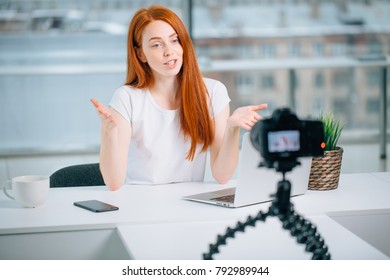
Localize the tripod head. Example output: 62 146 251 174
250 107 325 171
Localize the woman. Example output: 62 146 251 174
91 5 267 190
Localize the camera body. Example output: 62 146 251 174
250 108 325 171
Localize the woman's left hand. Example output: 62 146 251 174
228 103 268 130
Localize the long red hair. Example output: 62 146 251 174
125 5 214 160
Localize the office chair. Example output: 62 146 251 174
50 163 105 188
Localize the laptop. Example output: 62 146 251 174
182 132 312 208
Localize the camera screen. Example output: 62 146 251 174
268 130 300 153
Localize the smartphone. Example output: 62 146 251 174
74 200 119 213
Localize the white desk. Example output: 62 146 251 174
117 215 387 260
1 173 390 259
371 172 390 183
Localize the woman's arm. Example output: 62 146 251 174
91 99 131 191
210 104 268 184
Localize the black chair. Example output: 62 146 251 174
50 163 105 188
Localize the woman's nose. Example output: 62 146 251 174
164 46 174 56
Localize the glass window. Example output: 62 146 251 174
314 71 324 89
332 70 351 88
367 69 381 88
333 99 349 115
260 44 277 58
312 42 324 57
366 98 380 114
288 42 301 57
261 74 275 90
0 0 186 154
1 0 390 155
331 43 348 56
192 1 390 143
236 74 254 95
237 45 253 59
312 96 324 114
368 40 383 55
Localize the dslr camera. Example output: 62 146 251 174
250 108 325 172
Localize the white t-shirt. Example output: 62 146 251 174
109 78 230 185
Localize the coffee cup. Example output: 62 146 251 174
2 175 50 208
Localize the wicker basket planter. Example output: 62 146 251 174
308 147 343 191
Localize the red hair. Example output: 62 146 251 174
125 5 214 160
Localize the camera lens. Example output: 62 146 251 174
250 121 262 152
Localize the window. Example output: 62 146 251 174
366 98 380 114
368 40 383 55
0 0 186 153
260 44 276 58
235 74 254 94
333 99 349 115
260 74 275 90
312 97 323 115
237 45 253 59
331 43 348 56
332 70 351 88
2 0 390 156
314 72 324 89
366 69 381 88
288 42 301 57
312 42 324 57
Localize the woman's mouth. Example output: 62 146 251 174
164 59 177 66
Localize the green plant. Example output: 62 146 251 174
320 113 344 151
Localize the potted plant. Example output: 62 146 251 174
308 113 344 191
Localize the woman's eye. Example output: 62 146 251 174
151 42 162 48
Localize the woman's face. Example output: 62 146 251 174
139 20 183 79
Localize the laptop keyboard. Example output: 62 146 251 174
210 194 235 203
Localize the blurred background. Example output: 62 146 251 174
0 0 389 182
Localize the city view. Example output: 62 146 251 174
0 0 389 154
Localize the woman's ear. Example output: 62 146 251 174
136 47 147 63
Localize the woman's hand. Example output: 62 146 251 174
91 98 116 128
91 98 131 191
227 103 268 130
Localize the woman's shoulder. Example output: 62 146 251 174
202 77 226 91
109 85 148 122
114 85 146 96
202 78 230 117
202 78 228 97
110 85 148 108
111 85 148 103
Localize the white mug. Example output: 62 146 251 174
2 175 50 208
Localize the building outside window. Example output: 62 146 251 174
260 44 277 58
366 98 380 114
0 0 389 157
367 69 381 88
314 71 325 89
312 42 325 57
260 74 275 90
288 42 301 57
236 74 254 95
331 42 348 56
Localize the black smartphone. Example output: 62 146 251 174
74 200 119 213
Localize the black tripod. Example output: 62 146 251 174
203 169 331 260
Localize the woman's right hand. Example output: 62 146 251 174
91 98 129 191
228 103 268 131
90 98 116 128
